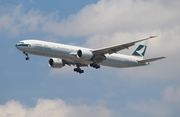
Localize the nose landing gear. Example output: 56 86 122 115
23 52 30 60
26 57 30 60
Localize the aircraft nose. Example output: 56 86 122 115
15 43 20 49
15 42 30 50
15 43 24 50
15 43 18 48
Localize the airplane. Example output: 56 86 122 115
15 36 165 74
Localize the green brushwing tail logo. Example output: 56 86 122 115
132 45 147 57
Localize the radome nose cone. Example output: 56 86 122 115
15 44 18 48
15 43 21 49
15 44 19 48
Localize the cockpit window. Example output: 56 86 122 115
19 42 24 44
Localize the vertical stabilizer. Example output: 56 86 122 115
131 40 148 60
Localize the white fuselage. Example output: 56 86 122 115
16 40 147 68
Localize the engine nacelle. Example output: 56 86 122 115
48 58 65 68
77 49 93 60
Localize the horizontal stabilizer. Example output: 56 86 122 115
138 57 166 63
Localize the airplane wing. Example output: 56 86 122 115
92 36 157 55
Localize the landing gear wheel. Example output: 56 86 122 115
79 70 84 74
95 65 100 69
90 63 100 69
74 68 78 72
74 68 84 74
25 56 29 60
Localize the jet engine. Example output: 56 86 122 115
77 49 93 60
48 58 65 68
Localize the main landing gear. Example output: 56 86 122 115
73 63 100 74
23 52 29 60
74 64 84 74
90 63 100 69
74 68 84 74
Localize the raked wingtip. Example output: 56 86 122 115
149 36 157 38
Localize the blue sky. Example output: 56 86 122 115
0 0 180 117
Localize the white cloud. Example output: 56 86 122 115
1 86 180 117
1 0 180 43
41 0 180 37
0 4 56 36
127 85 180 117
0 100 27 117
0 99 112 117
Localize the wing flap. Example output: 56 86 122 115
138 57 166 63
